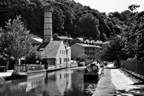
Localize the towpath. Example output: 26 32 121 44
93 64 144 96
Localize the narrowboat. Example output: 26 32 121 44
11 64 46 80
84 63 99 80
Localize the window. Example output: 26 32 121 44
66 51 68 55
60 74 61 79
59 58 61 64
64 58 69 62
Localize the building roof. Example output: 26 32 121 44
40 41 62 58
32 37 43 42
103 41 110 44
84 39 90 43
65 45 71 50
94 40 103 44
90 40 95 43
30 37 43 44
58 36 73 40
76 37 84 42
77 43 102 49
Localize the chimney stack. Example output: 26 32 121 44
43 1 53 43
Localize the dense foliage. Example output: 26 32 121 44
0 0 144 60
101 4 144 61
0 0 122 41
100 36 127 62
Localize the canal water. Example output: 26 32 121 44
0 67 98 96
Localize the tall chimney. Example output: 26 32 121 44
44 1 53 43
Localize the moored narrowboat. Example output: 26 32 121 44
84 63 99 80
11 64 46 80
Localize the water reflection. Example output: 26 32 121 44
66 69 98 96
0 68 98 96
44 69 72 96
0 77 45 96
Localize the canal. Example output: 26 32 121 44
0 67 98 96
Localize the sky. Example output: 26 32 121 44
74 0 144 13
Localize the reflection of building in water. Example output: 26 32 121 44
44 69 72 96
55 69 72 95
26 77 45 92
72 70 84 91
0 81 27 96
0 77 45 96
0 81 27 93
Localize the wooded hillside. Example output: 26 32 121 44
1 0 144 60
0 0 128 41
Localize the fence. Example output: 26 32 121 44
121 60 144 79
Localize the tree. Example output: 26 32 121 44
79 14 100 39
128 4 140 13
53 33 60 40
101 33 108 41
25 46 42 64
100 36 127 67
0 16 34 71
121 5 144 60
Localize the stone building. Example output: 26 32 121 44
71 43 102 63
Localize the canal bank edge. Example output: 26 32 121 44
0 70 14 81
93 69 116 96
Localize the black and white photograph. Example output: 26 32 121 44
0 0 144 96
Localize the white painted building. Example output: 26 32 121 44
39 41 71 70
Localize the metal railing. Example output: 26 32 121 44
121 60 144 79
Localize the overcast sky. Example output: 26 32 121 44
74 0 144 13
